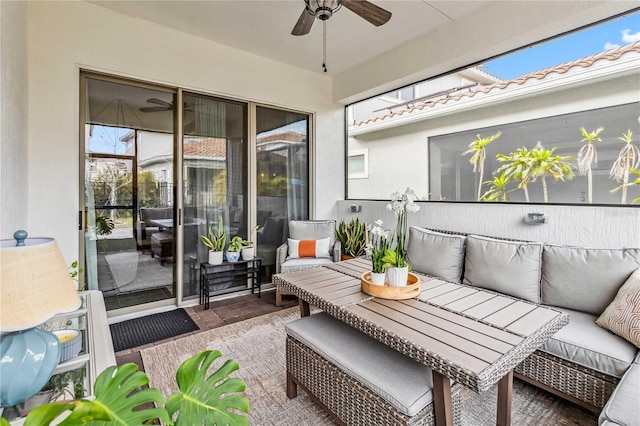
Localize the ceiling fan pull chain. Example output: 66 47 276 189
322 20 327 73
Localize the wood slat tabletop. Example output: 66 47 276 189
275 258 568 392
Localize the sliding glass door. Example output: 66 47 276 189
255 106 309 280
181 93 248 297
82 74 176 311
81 72 311 313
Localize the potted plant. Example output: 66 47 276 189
383 188 420 286
201 215 226 265
19 350 249 426
336 218 367 260
367 220 391 285
240 225 260 260
226 236 243 262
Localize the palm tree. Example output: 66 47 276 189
609 130 640 204
529 141 574 202
463 131 502 201
496 146 534 202
612 168 640 204
576 127 604 203
481 172 514 202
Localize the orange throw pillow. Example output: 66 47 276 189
287 238 331 259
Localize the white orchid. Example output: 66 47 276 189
368 220 392 273
386 188 421 269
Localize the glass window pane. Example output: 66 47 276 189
182 93 248 297
255 106 309 280
429 103 640 204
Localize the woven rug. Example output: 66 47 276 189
110 308 199 352
140 308 597 425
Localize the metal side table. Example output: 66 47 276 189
199 258 262 309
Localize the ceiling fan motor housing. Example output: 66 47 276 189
305 0 342 21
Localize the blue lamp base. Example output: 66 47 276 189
0 328 60 407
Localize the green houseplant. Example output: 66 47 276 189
202 215 226 265
367 220 391 284
20 350 249 426
335 218 367 259
240 225 260 260
226 236 243 262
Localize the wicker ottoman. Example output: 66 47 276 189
151 231 173 265
285 313 462 426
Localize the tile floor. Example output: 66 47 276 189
114 290 298 371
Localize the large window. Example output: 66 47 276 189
346 11 640 205
431 104 639 204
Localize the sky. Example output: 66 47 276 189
89 125 130 155
483 12 640 80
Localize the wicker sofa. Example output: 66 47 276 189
405 227 640 423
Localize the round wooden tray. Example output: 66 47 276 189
360 272 421 300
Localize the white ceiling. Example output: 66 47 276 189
87 1 492 75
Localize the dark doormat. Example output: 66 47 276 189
110 308 199 352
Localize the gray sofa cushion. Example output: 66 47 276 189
540 307 637 378
286 312 436 417
406 227 466 283
541 245 640 315
289 220 336 250
463 235 543 303
598 357 640 426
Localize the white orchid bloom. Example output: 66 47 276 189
375 219 383 227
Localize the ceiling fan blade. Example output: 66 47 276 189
342 0 391 27
139 106 170 113
292 8 315 36
146 98 173 107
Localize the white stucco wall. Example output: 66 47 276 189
24 1 344 260
337 200 640 249
0 1 29 239
348 73 640 201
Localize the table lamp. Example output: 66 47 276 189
0 231 82 408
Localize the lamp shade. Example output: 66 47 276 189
0 237 81 333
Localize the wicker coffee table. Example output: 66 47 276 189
274 257 569 426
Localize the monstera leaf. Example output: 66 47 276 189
25 363 170 425
22 350 248 425
166 350 250 426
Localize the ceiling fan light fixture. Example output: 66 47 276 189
305 0 342 21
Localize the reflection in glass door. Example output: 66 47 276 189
255 106 309 281
181 93 248 298
82 75 176 311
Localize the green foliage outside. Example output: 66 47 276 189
466 127 638 204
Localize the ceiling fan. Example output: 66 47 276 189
292 0 392 36
139 98 194 113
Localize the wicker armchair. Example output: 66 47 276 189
274 220 341 306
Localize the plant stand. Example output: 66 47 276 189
199 258 262 309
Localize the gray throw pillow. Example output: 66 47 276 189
541 245 640 315
405 227 466 283
463 235 543 303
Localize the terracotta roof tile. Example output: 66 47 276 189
258 131 306 143
183 137 226 157
353 42 640 127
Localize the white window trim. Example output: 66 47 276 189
348 148 369 179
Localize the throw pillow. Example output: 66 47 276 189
288 237 331 259
596 268 640 348
405 227 466 283
463 235 543 303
